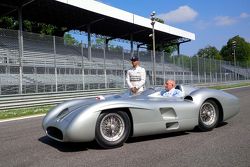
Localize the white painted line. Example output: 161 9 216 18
221 85 250 90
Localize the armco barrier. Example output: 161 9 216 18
0 88 124 110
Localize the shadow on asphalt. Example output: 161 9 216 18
217 121 228 128
38 136 101 152
190 121 228 133
126 131 189 144
38 123 228 151
126 122 228 143
39 132 189 151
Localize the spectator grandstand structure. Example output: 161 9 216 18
0 0 249 95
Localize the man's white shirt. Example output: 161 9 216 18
160 88 184 97
126 66 146 93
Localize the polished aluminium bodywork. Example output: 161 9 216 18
42 85 239 144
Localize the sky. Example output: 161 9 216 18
95 0 250 56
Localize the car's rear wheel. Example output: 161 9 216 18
198 100 219 131
95 111 131 148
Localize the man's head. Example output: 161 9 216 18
130 56 139 67
164 79 176 91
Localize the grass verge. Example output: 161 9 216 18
0 105 54 120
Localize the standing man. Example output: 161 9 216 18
126 56 146 95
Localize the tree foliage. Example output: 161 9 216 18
0 16 66 36
197 45 221 60
220 35 250 64
147 17 177 55
64 33 80 46
0 16 16 29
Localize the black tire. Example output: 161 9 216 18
198 100 219 131
95 111 131 148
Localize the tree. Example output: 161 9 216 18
64 33 79 46
197 45 221 60
109 45 123 52
0 16 18 29
147 17 177 55
23 20 32 32
94 38 105 48
0 16 66 36
155 18 164 23
220 35 250 65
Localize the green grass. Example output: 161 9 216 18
0 105 54 120
0 82 250 120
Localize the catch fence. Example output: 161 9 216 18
0 28 249 95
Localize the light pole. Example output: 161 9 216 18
150 11 156 86
232 41 236 80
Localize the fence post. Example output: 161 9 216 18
190 56 193 84
122 50 125 88
214 59 217 82
103 46 107 88
173 56 176 81
151 50 155 86
53 36 58 92
246 62 249 79
18 30 23 94
81 42 85 90
197 56 200 83
0 77 1 95
210 57 212 83
245 62 247 80
162 51 165 84
220 60 222 82
87 25 92 61
203 57 206 84
237 61 239 80
35 64 38 93
182 54 184 84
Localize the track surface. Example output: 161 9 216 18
1 87 250 167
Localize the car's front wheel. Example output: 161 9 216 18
95 111 131 148
198 100 219 131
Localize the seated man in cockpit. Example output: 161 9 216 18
160 80 184 97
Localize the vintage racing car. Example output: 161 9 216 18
42 85 239 148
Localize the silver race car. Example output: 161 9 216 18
42 85 239 148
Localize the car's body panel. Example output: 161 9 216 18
42 85 240 143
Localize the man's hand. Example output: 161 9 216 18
131 87 138 94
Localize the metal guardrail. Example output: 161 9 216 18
0 88 124 110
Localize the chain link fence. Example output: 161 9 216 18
0 28 249 95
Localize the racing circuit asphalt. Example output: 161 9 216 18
0 87 250 167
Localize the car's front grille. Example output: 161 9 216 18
47 127 63 140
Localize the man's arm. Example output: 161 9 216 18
126 70 133 88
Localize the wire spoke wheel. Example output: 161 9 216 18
200 102 216 126
198 100 219 131
100 113 125 142
95 111 131 148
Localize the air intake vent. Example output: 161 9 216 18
47 127 63 140
159 108 177 120
166 122 179 129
